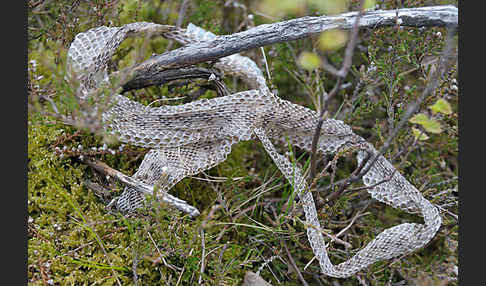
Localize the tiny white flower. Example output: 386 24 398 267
436 31 442 37
396 18 403 25
368 62 376 72
28 217 33 223
440 160 446 169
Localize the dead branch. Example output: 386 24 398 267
123 5 457 87
121 66 224 93
78 156 200 217
283 241 310 286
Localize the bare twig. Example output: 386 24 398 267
132 252 140 286
283 242 310 286
309 0 365 183
321 231 353 250
165 0 191 52
335 201 371 238
435 204 458 220
78 156 200 217
191 204 221 284
198 228 206 284
176 0 190 28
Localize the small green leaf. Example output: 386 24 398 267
411 127 429 141
429 99 452 115
319 29 348 51
409 113 429 125
421 118 442 134
298 51 322 70
409 113 442 134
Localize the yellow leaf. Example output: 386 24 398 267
409 113 442 134
409 113 428 125
421 118 442 134
319 29 348 51
411 127 429 141
298 51 322 70
429 99 452 115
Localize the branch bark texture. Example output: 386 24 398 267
125 5 457 87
